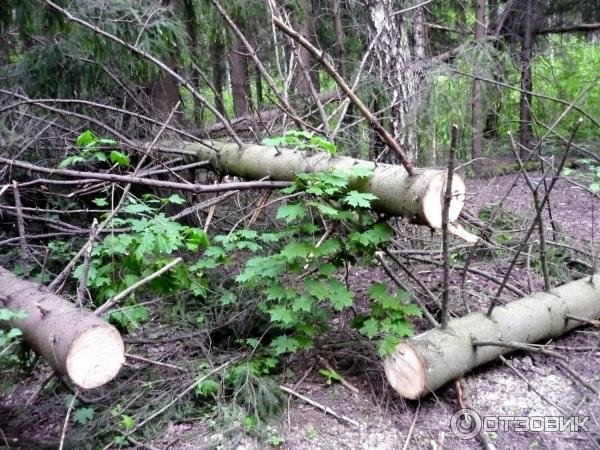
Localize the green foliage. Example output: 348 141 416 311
262 130 337 155
73 407 95 426
60 130 127 168
195 160 418 360
318 368 342 385
0 309 27 368
76 195 209 331
3 0 191 98
563 159 600 193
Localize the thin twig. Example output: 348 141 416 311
441 125 458 328
76 218 98 308
401 404 420 450
318 356 359 394
96 257 182 316
279 385 359 427
472 340 568 361
487 119 582 315
58 391 78 450
376 252 439 327
12 181 29 264
508 132 550 291
272 16 416 176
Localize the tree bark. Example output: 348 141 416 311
385 274 600 399
170 141 467 229
0 266 125 389
367 0 418 161
518 0 534 158
332 0 347 81
210 32 227 116
229 34 251 117
471 0 487 175
292 0 320 96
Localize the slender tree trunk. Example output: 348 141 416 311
148 69 181 120
210 33 226 116
332 0 347 80
518 0 534 158
471 0 486 176
229 34 251 117
255 65 263 111
293 0 320 96
367 0 418 162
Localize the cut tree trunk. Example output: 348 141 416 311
384 274 600 399
168 141 467 230
0 267 125 389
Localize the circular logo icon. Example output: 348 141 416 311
450 408 482 440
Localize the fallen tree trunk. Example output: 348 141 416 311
0 267 124 389
164 141 467 230
384 274 600 399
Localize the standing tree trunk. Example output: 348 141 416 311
518 0 534 158
210 32 227 116
292 0 320 97
367 0 418 162
332 0 347 81
229 34 251 117
471 0 487 176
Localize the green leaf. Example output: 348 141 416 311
590 183 600 193
360 317 379 339
120 415 135 431
280 242 312 260
185 228 209 252
328 280 353 310
270 335 299 355
350 166 374 179
276 203 306 223
73 407 95 425
59 155 86 168
93 151 108 162
268 306 295 325
261 136 288 147
167 194 186 205
6 328 22 339
75 130 98 148
196 378 220 396
292 296 313 312
92 197 109 207
343 191 378 208
377 336 400 357
123 203 153 214
109 150 130 167
319 368 342 383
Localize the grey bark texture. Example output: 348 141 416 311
385 275 600 399
0 266 125 389
165 141 467 229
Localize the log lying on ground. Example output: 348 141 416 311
162 141 467 230
0 267 124 389
385 274 600 399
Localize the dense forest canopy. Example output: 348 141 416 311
1 1 599 449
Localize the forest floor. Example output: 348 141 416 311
1 170 599 450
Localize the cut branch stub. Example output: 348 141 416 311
384 275 600 399
164 141 466 230
0 266 125 389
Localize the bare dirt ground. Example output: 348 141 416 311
1 171 599 450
